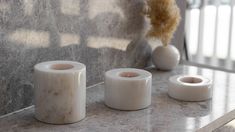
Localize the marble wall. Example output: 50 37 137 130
0 0 185 115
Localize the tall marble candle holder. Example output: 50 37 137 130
34 61 86 124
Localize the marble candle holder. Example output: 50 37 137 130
105 68 152 110
168 75 212 101
34 61 86 124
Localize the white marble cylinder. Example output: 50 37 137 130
105 68 152 110
34 61 86 124
168 75 212 101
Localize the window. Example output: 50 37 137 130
184 0 235 72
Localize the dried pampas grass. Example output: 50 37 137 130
144 0 181 46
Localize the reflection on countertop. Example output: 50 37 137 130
1 65 235 132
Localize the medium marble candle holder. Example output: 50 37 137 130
105 68 152 110
34 61 86 124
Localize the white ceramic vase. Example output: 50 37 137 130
152 45 180 70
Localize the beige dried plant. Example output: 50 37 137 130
144 0 181 46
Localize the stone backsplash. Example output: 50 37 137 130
0 0 185 116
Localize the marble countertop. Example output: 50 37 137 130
1 65 235 132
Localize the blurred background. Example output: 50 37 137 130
184 0 235 72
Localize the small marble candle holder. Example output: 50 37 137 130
168 75 212 101
34 61 86 124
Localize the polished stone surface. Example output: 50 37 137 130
215 119 235 132
1 65 235 132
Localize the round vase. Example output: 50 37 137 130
152 45 180 70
